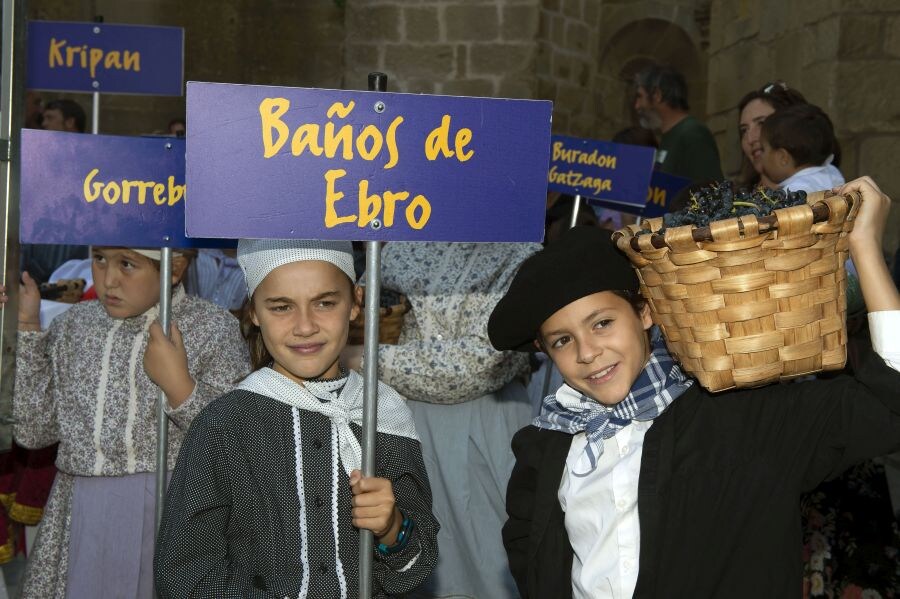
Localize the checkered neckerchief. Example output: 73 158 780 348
534 327 693 476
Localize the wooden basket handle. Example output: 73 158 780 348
615 191 859 252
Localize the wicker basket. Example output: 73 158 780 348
612 190 860 392
348 290 410 345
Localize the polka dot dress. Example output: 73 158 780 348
154 389 439 598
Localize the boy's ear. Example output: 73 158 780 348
533 338 544 352
776 147 794 168
640 303 653 330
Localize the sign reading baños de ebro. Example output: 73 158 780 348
20 130 227 248
185 82 552 242
27 20 184 95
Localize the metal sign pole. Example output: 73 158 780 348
542 194 584 397
358 70 387 599
154 246 172 533
568 193 582 228
92 16 102 135
92 92 100 134
0 0 25 444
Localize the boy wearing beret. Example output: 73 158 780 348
488 177 900 598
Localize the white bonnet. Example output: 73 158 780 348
237 238 356 298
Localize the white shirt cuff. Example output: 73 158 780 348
868 310 900 372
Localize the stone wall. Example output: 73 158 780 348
342 0 540 97
707 0 900 254
21 0 900 254
27 0 346 135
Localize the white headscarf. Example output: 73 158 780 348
236 238 356 298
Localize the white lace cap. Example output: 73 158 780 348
237 238 356 298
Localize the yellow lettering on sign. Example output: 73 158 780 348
81 169 185 207
47 39 142 78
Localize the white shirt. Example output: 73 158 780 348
556 311 900 598
779 162 845 194
559 420 650 599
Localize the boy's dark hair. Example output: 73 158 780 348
610 289 647 316
760 103 835 168
44 99 86 132
634 65 689 111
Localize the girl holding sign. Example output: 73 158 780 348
154 239 439 598
487 177 900 598
3 247 250 599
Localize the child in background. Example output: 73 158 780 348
1 246 250 599
759 103 844 193
488 177 900 598
154 239 438 598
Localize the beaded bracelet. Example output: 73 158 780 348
376 513 414 555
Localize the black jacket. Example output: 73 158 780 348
504 348 900 598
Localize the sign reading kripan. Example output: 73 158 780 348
27 20 184 95
185 82 552 242
20 130 229 248
548 135 655 211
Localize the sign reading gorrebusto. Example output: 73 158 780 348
20 130 226 248
27 20 184 95
185 82 552 242
548 134 655 212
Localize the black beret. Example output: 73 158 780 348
488 226 639 352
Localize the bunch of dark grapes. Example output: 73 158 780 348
655 181 807 234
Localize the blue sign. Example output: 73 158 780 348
26 21 184 96
20 130 230 248
585 169 692 217
547 135 655 210
640 171 692 218
184 82 552 242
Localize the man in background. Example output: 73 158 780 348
634 65 723 184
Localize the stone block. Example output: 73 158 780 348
405 79 440 95
497 75 537 99
706 43 771 115
346 43 384 74
456 44 469 78
886 16 900 57
840 0 900 10
405 6 441 43
551 14 566 46
835 61 900 132
566 20 591 54
808 16 841 63
469 42 535 75
346 5 402 42
502 5 541 41
536 43 552 76
539 11 553 40
537 76 558 101
859 136 900 191
445 5 500 42
758 1 789 43
384 43 455 78
838 15 884 58
721 10 759 48
442 78 496 98
584 0 601 27
561 0 583 20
